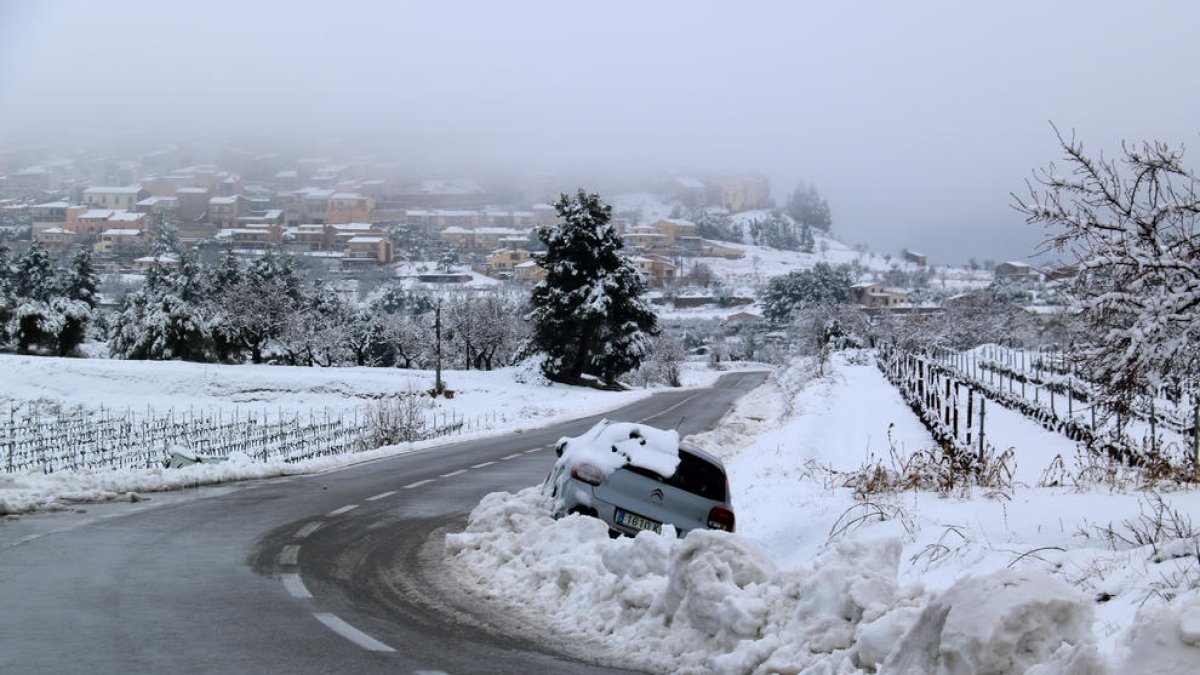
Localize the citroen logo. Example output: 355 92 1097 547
650 488 664 503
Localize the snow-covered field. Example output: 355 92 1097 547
446 351 1200 674
0 354 723 514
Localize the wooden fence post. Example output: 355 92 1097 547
966 389 974 446
6 408 13 474
953 383 960 440
1193 404 1199 471
944 377 952 427
978 397 986 460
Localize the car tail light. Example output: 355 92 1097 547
570 463 604 486
707 505 735 532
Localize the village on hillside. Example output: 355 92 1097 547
0 146 1055 326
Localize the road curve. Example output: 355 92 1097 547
0 371 768 675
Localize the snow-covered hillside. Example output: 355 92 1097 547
610 191 993 298
446 352 1200 674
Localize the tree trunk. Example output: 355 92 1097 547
570 326 594 380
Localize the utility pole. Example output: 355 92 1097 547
434 300 445 395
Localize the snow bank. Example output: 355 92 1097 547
1119 590 1200 675
884 569 1094 674
447 487 1114 674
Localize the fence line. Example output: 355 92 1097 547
878 345 1199 470
3 399 505 475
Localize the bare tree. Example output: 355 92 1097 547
216 278 294 363
1014 127 1200 403
377 311 429 369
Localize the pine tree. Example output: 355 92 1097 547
208 249 242 296
787 182 833 233
63 248 100 308
761 262 853 323
49 297 91 356
527 190 658 386
0 241 12 292
108 262 211 361
800 223 816 254
0 242 13 346
14 241 55 301
10 301 55 353
149 222 183 257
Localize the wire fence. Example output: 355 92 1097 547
878 345 1200 471
2 396 506 474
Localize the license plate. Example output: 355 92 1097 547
614 508 662 534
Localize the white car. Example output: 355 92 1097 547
544 420 735 537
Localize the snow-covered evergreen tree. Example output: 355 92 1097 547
799 223 816 254
108 265 211 361
208 249 242 296
62 248 100 308
761 262 853 323
0 241 12 292
14 241 55 302
527 190 658 386
787 182 833 232
9 301 55 353
747 213 801 250
693 210 744 243
0 242 13 345
49 297 91 356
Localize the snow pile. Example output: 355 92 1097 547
446 489 1106 673
884 569 1094 674
1119 591 1200 674
553 420 681 479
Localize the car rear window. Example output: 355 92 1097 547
624 450 726 501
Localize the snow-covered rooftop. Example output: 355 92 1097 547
421 179 483 194
83 185 142 194
137 196 177 206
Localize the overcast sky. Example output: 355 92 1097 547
2 1 1198 263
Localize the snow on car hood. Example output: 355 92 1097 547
554 420 681 479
